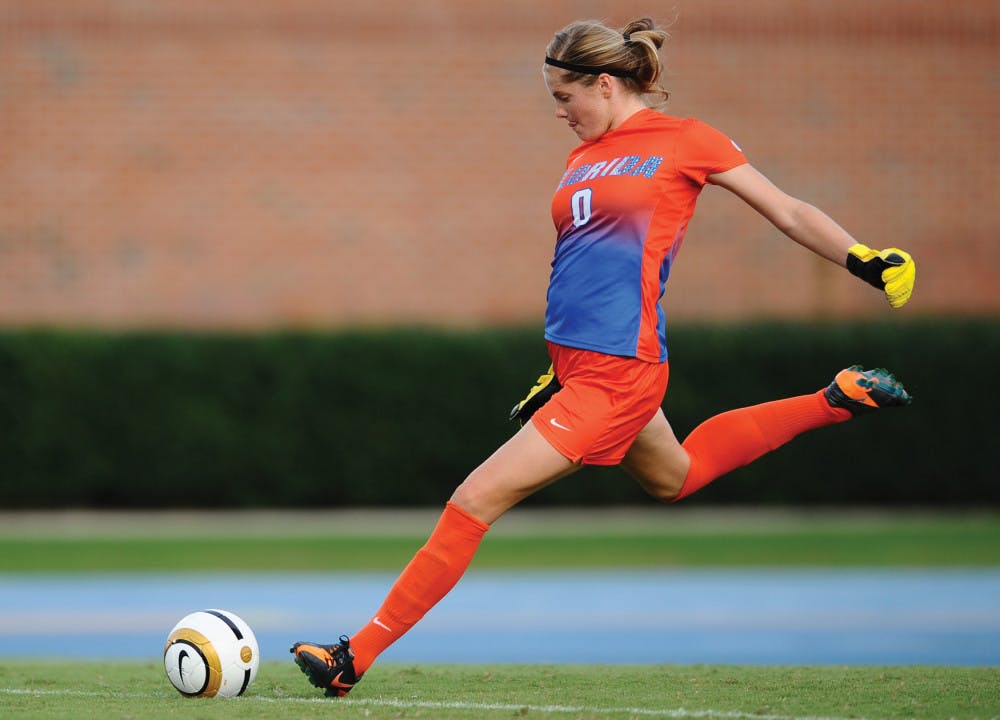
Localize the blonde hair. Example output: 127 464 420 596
545 18 670 104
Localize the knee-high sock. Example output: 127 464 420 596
349 501 489 673
673 390 850 502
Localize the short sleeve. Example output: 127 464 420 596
675 118 748 186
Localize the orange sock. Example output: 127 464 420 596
349 501 489 673
673 390 850 501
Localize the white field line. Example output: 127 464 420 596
7 686 999 720
0 686 894 720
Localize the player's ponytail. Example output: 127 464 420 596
545 17 670 104
621 18 670 103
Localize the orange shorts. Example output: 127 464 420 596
530 341 670 466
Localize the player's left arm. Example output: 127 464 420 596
708 163 916 309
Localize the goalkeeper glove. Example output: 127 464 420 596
846 243 916 309
509 364 561 425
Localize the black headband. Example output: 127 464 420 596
544 56 634 79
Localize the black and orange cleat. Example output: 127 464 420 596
290 635 363 697
824 365 912 416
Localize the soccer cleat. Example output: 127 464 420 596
824 365 912 415
290 635 363 697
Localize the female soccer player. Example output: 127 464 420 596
292 17 916 696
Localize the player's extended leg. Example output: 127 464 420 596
292 420 578 697
623 366 911 502
624 392 850 502
619 408 689 501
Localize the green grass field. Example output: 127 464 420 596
2 508 999 571
2 661 998 719
1 509 998 719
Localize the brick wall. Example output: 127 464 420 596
1 0 997 328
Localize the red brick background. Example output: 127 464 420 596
1 0 997 328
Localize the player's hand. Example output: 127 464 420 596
846 243 915 309
509 364 561 425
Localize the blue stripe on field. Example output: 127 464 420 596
1 568 998 665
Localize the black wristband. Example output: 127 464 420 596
846 252 886 290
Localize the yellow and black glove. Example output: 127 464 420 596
846 243 916 309
509 364 561 425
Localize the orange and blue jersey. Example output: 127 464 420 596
545 109 747 362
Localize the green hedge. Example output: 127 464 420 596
0 319 994 508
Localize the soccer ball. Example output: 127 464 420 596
163 609 260 697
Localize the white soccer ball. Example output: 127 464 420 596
163 609 260 697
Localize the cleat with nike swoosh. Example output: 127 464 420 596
824 365 912 416
290 635 363 697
